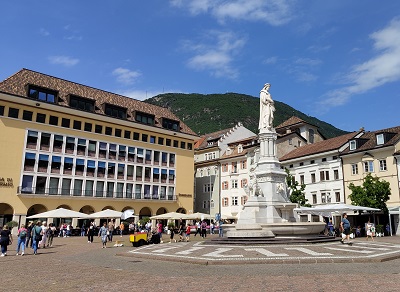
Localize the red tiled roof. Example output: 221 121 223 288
280 131 360 161
195 127 236 150
276 116 314 129
341 126 400 155
0 69 197 136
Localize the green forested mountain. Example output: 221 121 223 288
145 93 348 138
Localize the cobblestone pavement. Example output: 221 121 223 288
2 234 400 291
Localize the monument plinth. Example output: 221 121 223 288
225 83 324 238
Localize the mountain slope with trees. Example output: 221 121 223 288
145 92 348 138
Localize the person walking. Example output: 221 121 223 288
178 219 185 242
169 225 176 243
80 224 86 237
185 224 191 242
16 224 28 256
218 220 224 237
108 220 115 242
366 221 374 241
201 220 207 238
47 223 56 247
340 213 352 245
25 221 33 249
98 222 108 248
87 221 95 243
32 221 43 255
0 225 13 256
40 221 48 248
119 222 125 237
157 220 163 243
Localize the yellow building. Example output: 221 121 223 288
341 126 400 232
0 69 197 229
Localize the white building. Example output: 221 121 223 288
280 131 362 222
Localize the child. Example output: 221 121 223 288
185 225 191 242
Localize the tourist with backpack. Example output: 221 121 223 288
32 221 43 255
25 221 33 248
16 224 28 256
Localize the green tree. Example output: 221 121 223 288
285 169 310 207
348 173 391 213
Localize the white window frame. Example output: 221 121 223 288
379 159 387 171
351 164 358 175
349 140 356 150
363 161 374 173
376 134 384 145
231 180 238 189
232 196 238 206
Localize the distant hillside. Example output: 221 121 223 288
145 93 348 138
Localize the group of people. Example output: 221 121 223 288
0 220 58 256
88 220 125 248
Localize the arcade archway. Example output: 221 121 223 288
0 203 14 226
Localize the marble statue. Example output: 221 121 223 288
248 167 263 197
258 83 275 130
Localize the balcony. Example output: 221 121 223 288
17 187 177 201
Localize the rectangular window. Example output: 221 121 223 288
150 136 156 144
187 143 193 150
142 134 148 142
180 141 186 149
351 164 358 175
158 137 164 145
96 181 104 197
24 152 36 171
107 163 116 178
26 130 38 149
105 127 112 135
232 180 238 189
166 139 171 146
118 145 126 161
169 154 175 166
161 118 179 131
107 182 114 197
64 157 73 174
28 85 57 103
97 162 106 178
126 183 133 199
231 162 238 173
240 160 247 169
0 105 4 116
69 95 94 112
349 140 356 150
128 147 135 162
222 181 228 190
88 140 96 157
84 122 92 132
75 159 85 175
73 179 83 196
222 197 229 207
95 124 103 134
124 130 131 139
135 111 154 125
49 115 58 126
334 169 339 180
232 196 238 206
117 164 125 179
222 164 228 172
300 175 304 185
77 139 86 155
61 118 70 128
8 107 19 118
116 183 124 198
21 175 34 193
335 192 341 202
320 171 329 181
311 173 316 183
363 161 374 173
109 144 117 159
133 132 140 140
50 155 61 173
85 180 94 197
40 133 51 150
61 178 71 196
376 134 384 145
321 193 326 203
312 194 317 204
240 179 247 188
115 128 122 137
22 110 33 121
73 120 82 130
173 140 179 148
379 159 387 171
105 104 127 119
36 113 46 123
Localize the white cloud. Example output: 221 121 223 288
170 0 295 26
39 28 50 36
183 30 246 79
48 55 79 67
263 56 278 64
320 17 400 108
112 68 141 85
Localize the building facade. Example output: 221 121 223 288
0 69 197 229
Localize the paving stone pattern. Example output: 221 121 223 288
2 234 400 291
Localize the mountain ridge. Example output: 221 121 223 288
144 92 348 139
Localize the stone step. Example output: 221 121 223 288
204 236 340 245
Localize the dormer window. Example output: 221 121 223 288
226 148 232 155
135 111 154 126
28 85 57 103
238 145 243 153
376 134 384 145
349 140 356 150
69 95 94 112
105 104 127 119
162 118 179 131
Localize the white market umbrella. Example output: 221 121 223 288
121 209 138 220
26 207 89 219
184 212 212 220
150 212 186 220
294 204 380 216
221 214 237 220
86 209 123 219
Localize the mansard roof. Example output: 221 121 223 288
280 131 360 161
0 68 196 136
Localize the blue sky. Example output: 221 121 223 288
1 1 399 132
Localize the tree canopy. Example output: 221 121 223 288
348 173 391 213
285 169 310 207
